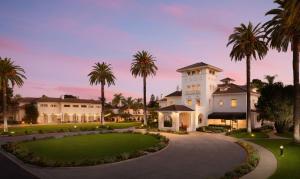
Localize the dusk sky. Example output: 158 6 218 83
0 0 293 101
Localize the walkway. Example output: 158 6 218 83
1 132 246 179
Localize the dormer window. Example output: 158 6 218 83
187 71 191 76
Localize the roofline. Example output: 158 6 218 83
176 64 223 73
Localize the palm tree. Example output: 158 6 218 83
121 97 135 109
88 62 115 125
264 0 300 142
130 51 158 125
0 57 26 132
112 93 123 107
227 22 268 133
265 75 278 85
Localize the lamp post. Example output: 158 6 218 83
280 145 284 156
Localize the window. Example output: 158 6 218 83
163 115 172 127
209 70 215 75
196 99 201 106
96 105 101 108
40 104 48 107
73 105 79 107
50 104 57 107
219 100 224 106
89 105 94 108
198 114 203 124
191 71 195 75
187 71 191 76
221 119 225 123
231 99 237 108
186 99 192 106
64 104 70 107
81 105 87 108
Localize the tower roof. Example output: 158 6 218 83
176 62 222 73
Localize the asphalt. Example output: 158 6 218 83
0 152 38 179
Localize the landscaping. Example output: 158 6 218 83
0 122 141 136
2 132 168 167
222 141 259 179
226 128 270 139
251 139 300 179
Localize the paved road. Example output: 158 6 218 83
18 132 246 179
0 152 38 179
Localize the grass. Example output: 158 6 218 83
3 133 167 166
228 131 269 139
251 139 300 179
1 122 141 136
275 132 293 139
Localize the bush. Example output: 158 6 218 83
197 125 230 133
221 141 259 179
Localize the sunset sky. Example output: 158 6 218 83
0 0 293 101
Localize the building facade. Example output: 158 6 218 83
17 96 102 124
158 62 261 132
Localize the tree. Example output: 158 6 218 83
24 102 39 124
0 87 13 113
88 62 115 125
265 75 277 85
227 22 268 133
256 82 293 133
0 57 26 132
112 93 123 107
121 97 135 109
130 50 158 125
264 0 300 142
251 79 265 92
148 94 159 108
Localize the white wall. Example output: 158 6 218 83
212 93 259 113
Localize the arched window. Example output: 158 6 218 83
164 115 172 127
198 114 203 124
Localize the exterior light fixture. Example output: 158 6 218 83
10 131 15 134
251 133 255 137
96 126 99 129
74 125 77 128
228 129 231 133
154 119 157 122
280 145 284 156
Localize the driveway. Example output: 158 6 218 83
7 132 246 179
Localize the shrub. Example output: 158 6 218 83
197 125 230 133
221 141 259 178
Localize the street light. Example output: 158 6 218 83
280 145 284 156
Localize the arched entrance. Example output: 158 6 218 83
179 112 191 131
198 113 204 126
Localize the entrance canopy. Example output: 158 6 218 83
208 112 246 120
157 105 194 112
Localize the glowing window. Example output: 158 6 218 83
186 99 192 106
231 99 237 108
219 100 224 106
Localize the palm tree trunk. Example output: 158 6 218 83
2 80 8 132
101 83 105 125
246 55 252 133
143 76 147 125
293 37 300 143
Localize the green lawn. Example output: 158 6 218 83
275 132 293 139
252 139 300 179
1 122 141 136
229 131 269 139
8 133 165 166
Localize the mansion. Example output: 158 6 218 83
17 96 102 123
158 62 261 132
